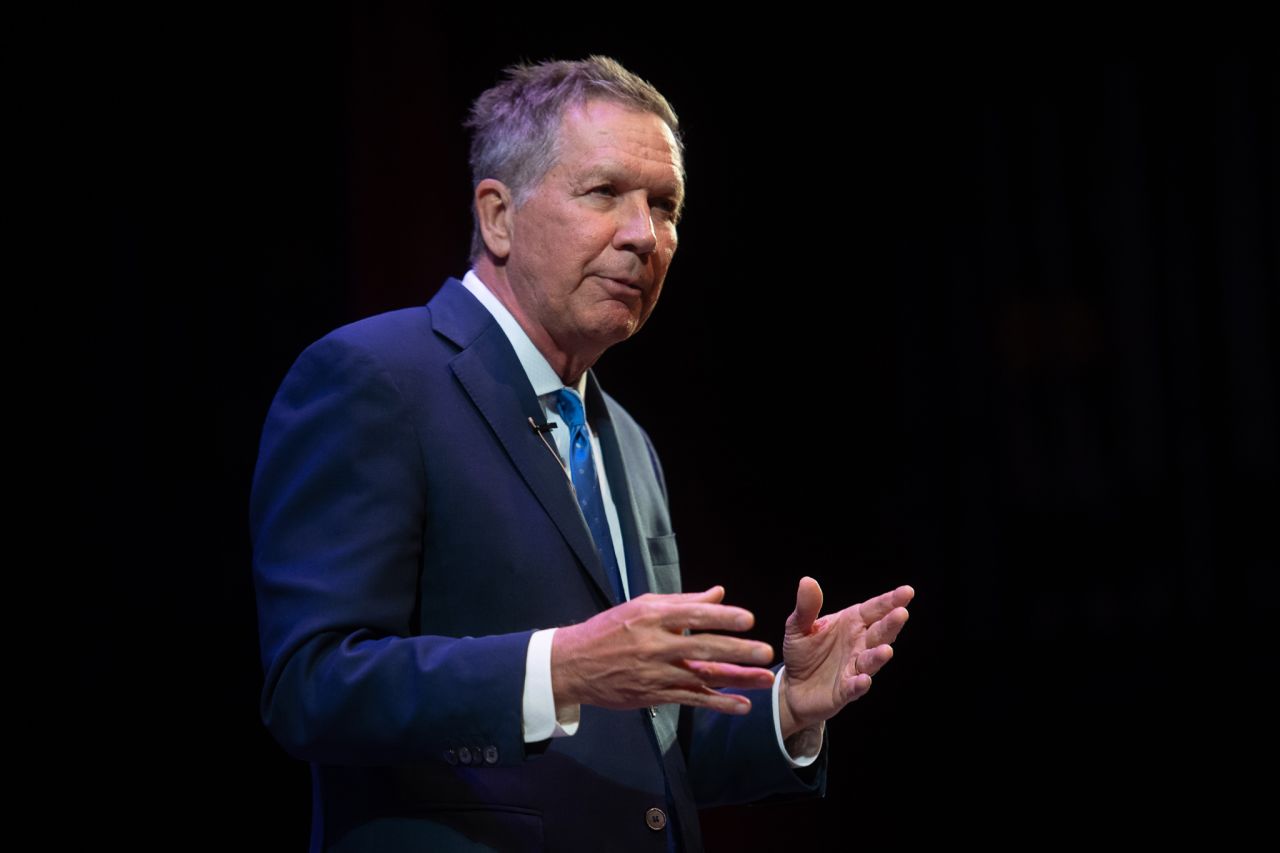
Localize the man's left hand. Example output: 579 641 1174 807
776 578 914 740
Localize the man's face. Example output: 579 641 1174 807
504 99 684 359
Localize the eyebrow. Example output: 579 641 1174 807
578 162 684 203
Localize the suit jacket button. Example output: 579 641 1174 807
458 747 472 765
483 745 499 765
645 807 667 831
443 748 458 765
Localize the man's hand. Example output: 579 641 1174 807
777 578 914 739
551 586 777 716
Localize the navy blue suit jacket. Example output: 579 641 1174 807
251 278 827 852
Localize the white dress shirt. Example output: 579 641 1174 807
461 270 821 767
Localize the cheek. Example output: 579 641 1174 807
651 248 676 285
554 226 602 281
643 278 666 315
657 231 678 265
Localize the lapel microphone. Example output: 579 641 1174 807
528 418 557 435
530 417 571 484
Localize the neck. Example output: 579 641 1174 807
472 257 600 386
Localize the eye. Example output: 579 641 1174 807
589 184 617 198
652 197 681 223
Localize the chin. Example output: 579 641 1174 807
589 309 643 345
592 326 636 350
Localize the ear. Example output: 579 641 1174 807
475 178 515 260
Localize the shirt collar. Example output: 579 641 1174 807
461 269 588 401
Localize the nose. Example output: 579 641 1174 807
613 194 658 255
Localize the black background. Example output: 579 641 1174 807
70 7 1275 848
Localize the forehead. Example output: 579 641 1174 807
553 99 684 192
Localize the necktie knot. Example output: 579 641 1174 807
553 388 586 431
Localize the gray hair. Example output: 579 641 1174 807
464 55 684 262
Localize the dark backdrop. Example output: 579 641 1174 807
73 7 1275 848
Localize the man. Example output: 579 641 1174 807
252 56 913 852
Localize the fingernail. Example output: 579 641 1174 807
736 613 752 630
754 646 772 663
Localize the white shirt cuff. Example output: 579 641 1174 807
772 665 824 768
522 627 581 742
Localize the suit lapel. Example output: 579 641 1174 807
431 279 617 606
588 371 660 599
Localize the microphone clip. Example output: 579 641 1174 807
528 418 558 435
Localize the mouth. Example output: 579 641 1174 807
595 275 645 297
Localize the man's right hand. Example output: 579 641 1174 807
550 586 776 716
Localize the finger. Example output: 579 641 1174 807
850 644 894 678
682 660 777 691
865 606 910 647
665 686 753 716
656 585 726 604
786 576 823 636
657 602 755 632
672 633 775 666
841 673 873 705
855 584 915 626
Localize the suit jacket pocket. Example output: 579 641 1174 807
647 533 680 595
646 532 679 566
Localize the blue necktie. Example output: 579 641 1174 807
552 389 624 602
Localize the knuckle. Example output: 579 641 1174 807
640 637 667 660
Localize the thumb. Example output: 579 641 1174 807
787 576 823 636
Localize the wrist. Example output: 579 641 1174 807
773 666 824 765
778 669 825 740
549 622 584 708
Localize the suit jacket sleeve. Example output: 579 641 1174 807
250 332 532 768
683 680 829 808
